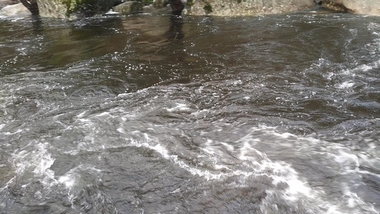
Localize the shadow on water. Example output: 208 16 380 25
39 17 128 67
1 14 187 70
121 15 187 62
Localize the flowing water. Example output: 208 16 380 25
0 10 379 214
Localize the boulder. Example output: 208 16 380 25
113 1 143 15
36 0 120 18
0 0 18 10
152 0 167 8
0 3 31 17
320 0 380 16
187 0 315 16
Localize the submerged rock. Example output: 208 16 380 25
320 0 380 16
187 0 315 16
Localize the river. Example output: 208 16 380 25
0 10 379 214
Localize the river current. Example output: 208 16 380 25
0 9 379 214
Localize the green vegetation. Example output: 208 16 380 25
203 2 212 13
187 0 194 7
59 0 112 14
60 0 86 14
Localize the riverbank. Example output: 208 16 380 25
1 0 380 19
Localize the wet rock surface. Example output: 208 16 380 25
0 3 30 17
36 0 120 18
113 1 143 15
2 0 380 18
187 0 315 16
0 0 17 10
321 0 380 16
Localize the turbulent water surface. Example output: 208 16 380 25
0 10 379 214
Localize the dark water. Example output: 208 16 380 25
0 11 379 214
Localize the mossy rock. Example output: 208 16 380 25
36 0 121 18
114 1 143 15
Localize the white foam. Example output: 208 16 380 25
76 110 87 118
95 112 112 117
13 142 55 175
122 126 329 212
235 133 317 203
334 150 360 172
126 131 224 180
341 183 380 214
336 81 355 89
32 145 55 175
360 64 373 72
115 118 380 213
105 9 119 15
166 103 190 112
220 142 234 152
349 60 380 74
270 162 313 201
9 142 59 195
57 165 101 190
201 139 216 155
58 175 75 189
